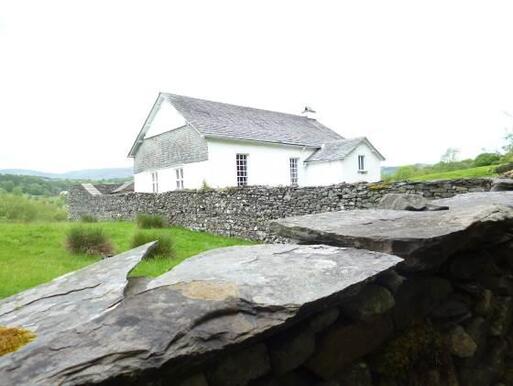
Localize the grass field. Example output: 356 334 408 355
0 222 253 299
403 165 498 181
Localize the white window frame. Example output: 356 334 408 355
175 168 184 190
358 155 366 173
290 157 299 186
151 171 159 193
236 154 248 186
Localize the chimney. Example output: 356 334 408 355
301 106 317 119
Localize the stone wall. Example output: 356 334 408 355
174 241 513 386
69 178 492 241
4 191 513 386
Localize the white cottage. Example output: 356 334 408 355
128 93 385 193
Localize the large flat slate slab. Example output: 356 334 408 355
0 244 401 386
0 242 156 333
272 192 513 270
433 191 513 208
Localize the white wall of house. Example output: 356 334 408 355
303 142 382 185
204 139 315 188
339 142 382 183
134 160 209 193
133 138 382 192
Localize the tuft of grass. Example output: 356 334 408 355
131 230 174 259
66 225 114 256
136 214 167 229
79 214 98 223
0 326 36 356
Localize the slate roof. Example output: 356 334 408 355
129 93 384 163
306 137 385 162
163 93 343 147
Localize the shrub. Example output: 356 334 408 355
66 226 113 256
80 214 97 223
473 152 501 167
131 230 174 259
496 162 513 174
199 180 213 192
136 214 167 229
0 193 67 222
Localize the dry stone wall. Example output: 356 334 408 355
7 191 513 386
68 179 492 241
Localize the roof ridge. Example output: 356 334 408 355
162 92 319 121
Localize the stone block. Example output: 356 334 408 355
339 284 395 322
490 297 513 337
475 289 494 316
177 374 209 386
375 269 405 294
393 277 452 330
305 315 394 379
309 308 340 333
268 326 316 375
207 344 271 386
448 326 477 358
333 362 372 386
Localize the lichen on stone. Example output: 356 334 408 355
0 326 36 356
370 322 443 380
368 182 392 191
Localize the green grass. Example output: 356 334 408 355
0 222 254 299
406 165 498 181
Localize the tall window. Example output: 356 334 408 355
236 154 248 186
175 168 184 190
290 158 299 186
151 171 159 193
358 155 365 171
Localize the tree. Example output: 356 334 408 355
504 132 513 154
440 148 459 163
474 152 501 167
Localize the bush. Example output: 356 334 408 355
0 193 67 222
80 214 97 223
496 162 513 174
66 226 113 256
136 214 167 229
473 152 501 167
131 230 174 258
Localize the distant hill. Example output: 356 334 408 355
0 168 133 180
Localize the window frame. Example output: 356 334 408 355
151 171 159 193
289 157 299 186
358 155 366 172
175 167 184 190
236 153 248 187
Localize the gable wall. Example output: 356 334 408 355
301 143 382 186
339 141 382 182
133 125 208 174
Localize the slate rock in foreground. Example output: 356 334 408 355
377 193 448 211
0 241 156 334
272 192 513 270
0 244 401 386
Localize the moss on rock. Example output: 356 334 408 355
0 326 36 356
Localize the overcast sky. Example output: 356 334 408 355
1 1 513 172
